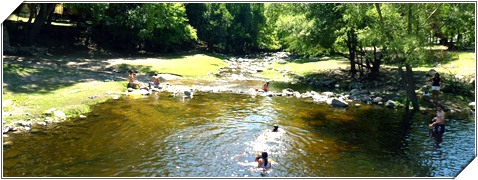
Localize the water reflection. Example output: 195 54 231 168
2 92 475 177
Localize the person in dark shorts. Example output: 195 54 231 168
429 105 446 146
127 70 140 89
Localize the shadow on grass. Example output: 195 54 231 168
284 55 348 64
2 61 128 94
412 49 459 68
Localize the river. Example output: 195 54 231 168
2 91 475 177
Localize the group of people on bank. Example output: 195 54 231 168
127 70 162 90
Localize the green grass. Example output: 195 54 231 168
414 51 476 77
110 54 228 79
262 56 349 79
2 81 125 125
2 53 227 126
264 52 474 79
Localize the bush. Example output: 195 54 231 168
441 71 475 99
413 49 458 67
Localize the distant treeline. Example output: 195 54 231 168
7 3 475 55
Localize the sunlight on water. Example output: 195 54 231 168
2 92 475 177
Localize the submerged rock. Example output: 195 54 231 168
327 98 349 108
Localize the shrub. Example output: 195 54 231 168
441 71 475 99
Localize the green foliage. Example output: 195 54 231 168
268 3 344 57
441 70 475 99
74 3 197 51
185 3 267 54
409 49 458 67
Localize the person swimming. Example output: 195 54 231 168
255 125 286 143
257 151 271 169
237 151 274 170
272 125 279 132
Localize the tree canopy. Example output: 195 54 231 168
8 3 475 56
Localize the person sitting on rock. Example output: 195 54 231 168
127 70 141 89
149 73 161 90
262 81 270 92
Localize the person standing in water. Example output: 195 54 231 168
237 151 274 170
429 105 446 146
256 151 271 169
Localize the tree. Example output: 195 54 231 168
186 3 238 53
71 3 197 51
225 3 266 54
24 3 57 45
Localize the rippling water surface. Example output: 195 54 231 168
2 92 475 177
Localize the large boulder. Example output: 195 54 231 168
282 88 294 96
469 102 476 110
322 91 335 98
327 98 349 108
372 97 383 104
350 89 360 96
385 100 395 109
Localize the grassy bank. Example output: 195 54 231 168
108 54 228 79
2 81 125 125
260 51 475 112
263 52 475 78
1 51 474 128
2 53 227 126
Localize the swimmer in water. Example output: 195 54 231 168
272 125 285 133
257 151 271 169
237 151 274 170
256 125 286 142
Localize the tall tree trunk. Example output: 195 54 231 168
406 64 419 110
398 65 420 111
46 4 56 25
399 64 420 111
3 26 12 52
375 3 393 41
376 3 418 111
347 28 357 78
27 4 37 24
26 3 56 46
407 4 412 34
370 46 381 78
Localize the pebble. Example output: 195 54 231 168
3 141 13 146
36 122 47 126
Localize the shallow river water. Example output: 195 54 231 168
2 92 475 177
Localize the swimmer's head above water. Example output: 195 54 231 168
272 125 279 132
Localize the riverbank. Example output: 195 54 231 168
2 49 475 135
